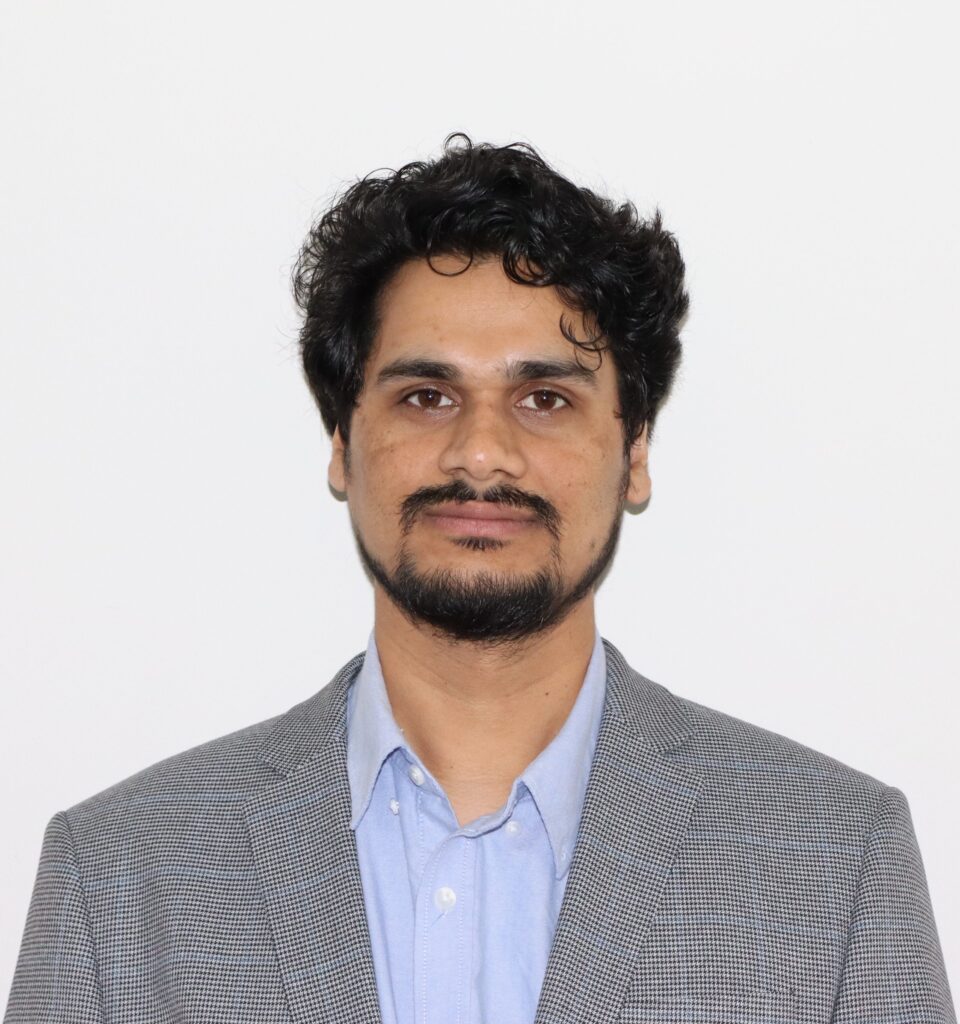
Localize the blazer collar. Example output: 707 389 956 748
599 638 699 752
256 652 362 777
245 638 704 1024
254 638 697 777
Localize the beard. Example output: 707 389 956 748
353 479 626 645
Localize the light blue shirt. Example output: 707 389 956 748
345 631 607 1024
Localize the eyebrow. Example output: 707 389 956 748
375 357 600 388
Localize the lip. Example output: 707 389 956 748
423 501 538 539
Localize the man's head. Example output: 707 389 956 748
293 136 688 645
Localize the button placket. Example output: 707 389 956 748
414 830 476 1024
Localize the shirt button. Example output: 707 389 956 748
389 799 400 815
433 886 457 913
408 765 425 786
505 819 522 837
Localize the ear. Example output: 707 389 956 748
328 425 348 497
625 423 651 508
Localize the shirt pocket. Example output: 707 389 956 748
619 989 798 1024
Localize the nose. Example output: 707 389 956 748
437 401 527 483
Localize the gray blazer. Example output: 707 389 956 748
6 641 955 1023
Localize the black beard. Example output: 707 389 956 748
353 507 624 646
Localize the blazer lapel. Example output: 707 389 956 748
243 654 383 1024
534 640 706 1024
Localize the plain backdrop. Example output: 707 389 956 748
2 0 957 997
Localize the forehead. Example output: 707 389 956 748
368 256 606 379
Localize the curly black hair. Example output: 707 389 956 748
293 134 688 451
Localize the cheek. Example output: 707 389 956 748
347 422 433 524
549 444 625 546
552 435 623 495
351 407 423 469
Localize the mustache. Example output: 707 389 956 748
399 479 561 540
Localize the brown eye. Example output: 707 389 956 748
405 388 454 410
518 389 569 412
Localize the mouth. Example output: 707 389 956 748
423 501 539 539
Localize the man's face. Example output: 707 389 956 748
328 256 651 643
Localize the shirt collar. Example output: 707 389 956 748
517 631 606 877
345 629 607 877
346 633 407 830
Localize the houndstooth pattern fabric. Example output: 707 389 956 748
5 640 955 1023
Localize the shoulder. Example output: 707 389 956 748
604 640 890 835
677 687 886 793
674 687 888 805
663 685 893 854
59 712 284 849
57 653 362 855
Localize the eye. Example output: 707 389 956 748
517 389 570 413
403 387 455 410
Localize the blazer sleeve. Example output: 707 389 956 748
831 785 956 1023
4 812 105 1024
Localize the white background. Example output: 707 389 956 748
2 0 957 997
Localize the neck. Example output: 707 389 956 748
372 590 598 825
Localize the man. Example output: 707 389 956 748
6 136 955 1023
